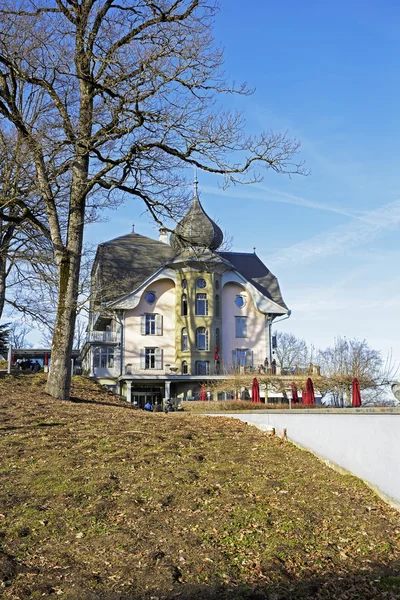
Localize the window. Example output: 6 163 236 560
93 346 114 369
141 314 163 335
196 327 208 351
235 294 246 308
195 360 209 375
196 293 208 315
182 360 188 374
182 278 187 289
182 327 188 351
235 316 248 338
141 348 163 370
215 327 220 347
215 294 220 317
232 348 253 368
145 291 156 304
196 278 207 288
181 293 188 316
146 314 155 335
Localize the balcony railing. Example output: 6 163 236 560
87 331 118 343
123 362 320 377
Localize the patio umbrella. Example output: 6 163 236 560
200 384 207 402
305 377 315 405
352 377 362 407
252 377 261 403
301 386 307 404
291 383 299 403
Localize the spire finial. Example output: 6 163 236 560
194 165 198 197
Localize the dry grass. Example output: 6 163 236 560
0 373 400 599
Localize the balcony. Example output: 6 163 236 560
87 331 118 343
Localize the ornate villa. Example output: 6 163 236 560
81 183 289 406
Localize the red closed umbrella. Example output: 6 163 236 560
252 377 260 403
352 377 362 407
291 383 299 403
302 387 307 404
200 384 207 402
304 378 315 405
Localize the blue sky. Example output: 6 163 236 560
79 1 400 367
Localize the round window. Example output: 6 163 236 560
196 278 207 288
145 291 156 304
235 295 246 308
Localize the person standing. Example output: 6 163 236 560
144 401 153 412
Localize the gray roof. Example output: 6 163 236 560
170 195 223 252
94 232 175 303
93 236 287 313
218 251 288 311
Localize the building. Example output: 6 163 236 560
81 184 289 406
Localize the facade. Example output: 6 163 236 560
82 187 289 405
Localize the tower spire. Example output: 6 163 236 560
193 165 198 198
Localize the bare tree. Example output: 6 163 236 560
0 124 51 320
0 1 305 400
317 337 396 406
8 321 32 348
273 331 309 372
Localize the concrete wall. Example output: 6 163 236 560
221 411 400 509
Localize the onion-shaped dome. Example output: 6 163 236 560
170 195 223 252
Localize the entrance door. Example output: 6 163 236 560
132 392 162 409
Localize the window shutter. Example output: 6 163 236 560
155 348 163 370
140 315 146 335
243 318 247 337
140 349 146 369
245 349 253 367
156 314 163 335
232 349 237 368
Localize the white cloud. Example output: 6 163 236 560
267 199 400 266
201 182 359 219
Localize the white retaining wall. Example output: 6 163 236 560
220 412 400 509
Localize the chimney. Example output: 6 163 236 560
159 228 169 244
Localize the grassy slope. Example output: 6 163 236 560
0 374 400 600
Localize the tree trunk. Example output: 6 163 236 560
0 255 6 319
44 244 81 399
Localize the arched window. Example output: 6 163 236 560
182 327 188 351
196 327 208 351
182 360 188 374
215 294 220 317
181 293 188 316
